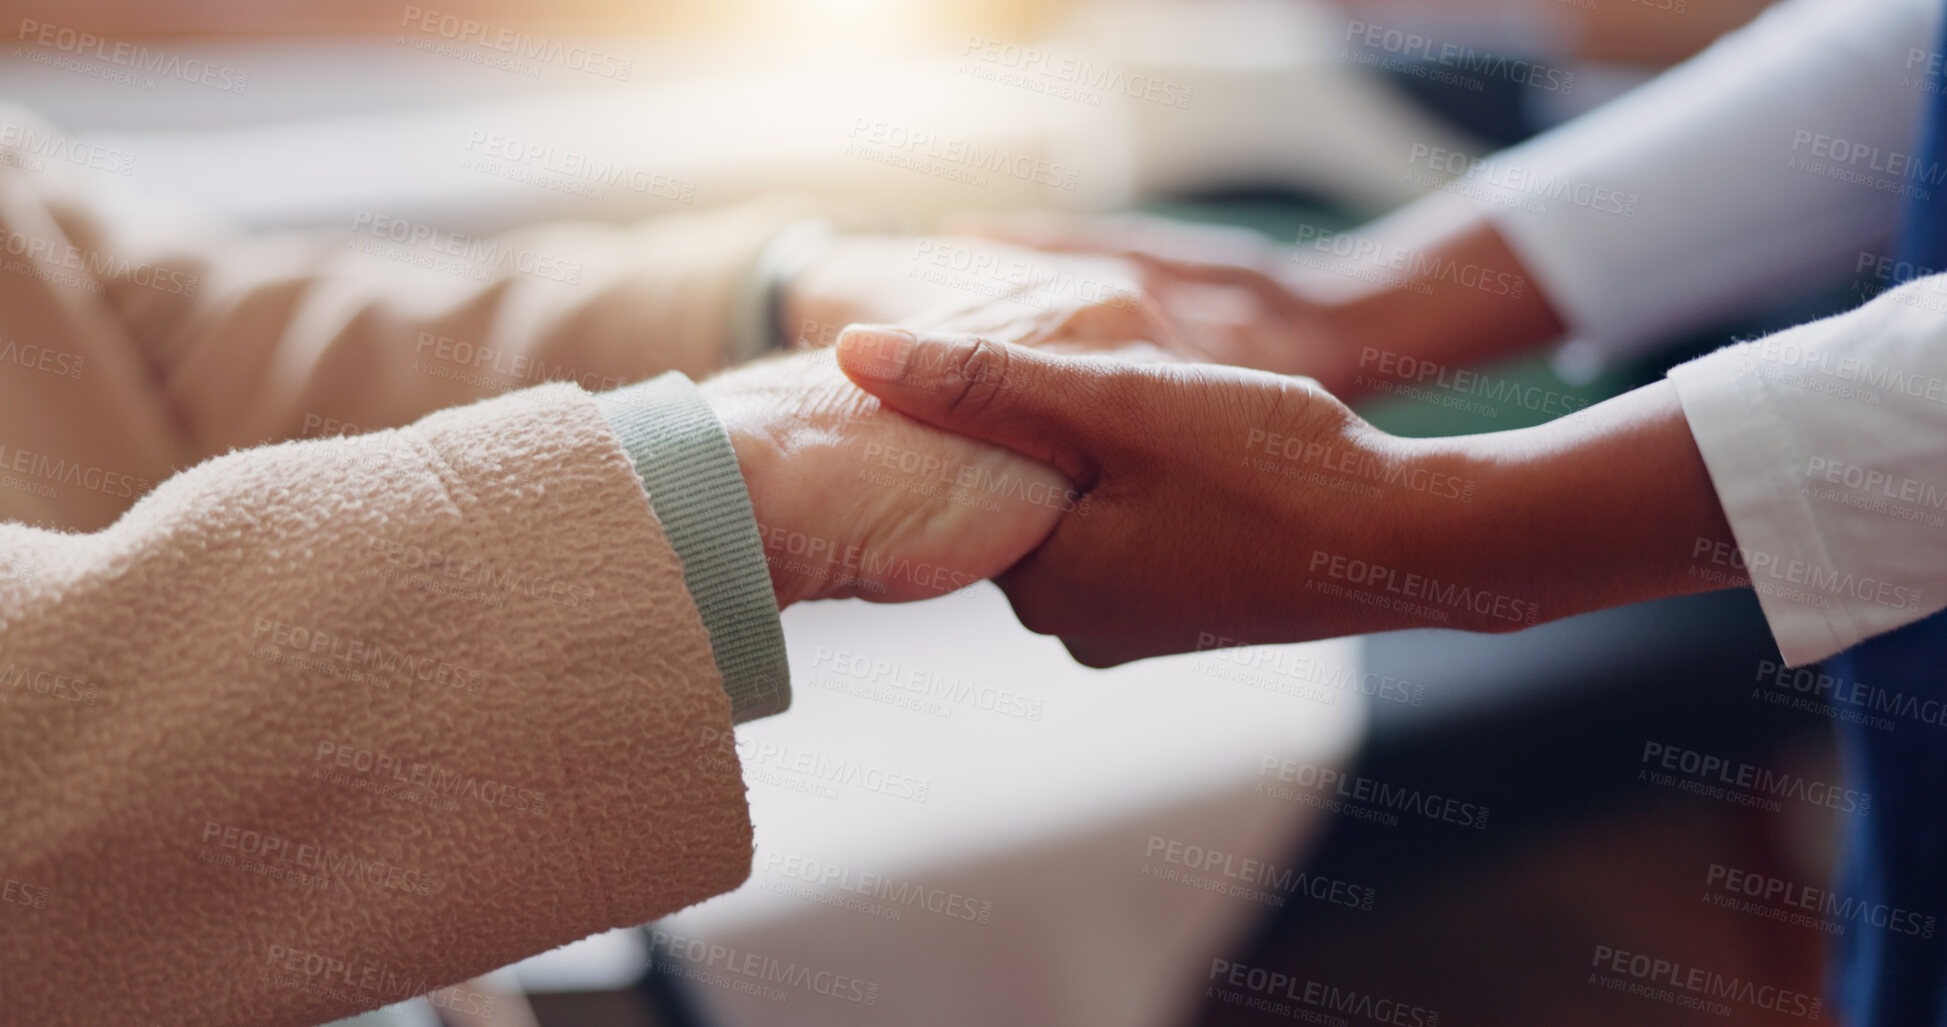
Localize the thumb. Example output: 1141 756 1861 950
835 325 1109 487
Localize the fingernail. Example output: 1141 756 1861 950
839 326 915 382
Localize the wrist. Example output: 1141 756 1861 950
1387 432 1547 634
755 220 839 352
781 235 916 348
696 379 806 606
1391 381 1743 635
1286 424 1544 636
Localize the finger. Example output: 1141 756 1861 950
834 324 1122 488
939 210 1120 252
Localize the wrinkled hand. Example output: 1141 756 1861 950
943 212 1361 390
785 234 1188 363
833 328 1495 666
699 349 1081 607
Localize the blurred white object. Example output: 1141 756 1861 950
657 585 1366 1027
1057 0 1483 211
2 0 1485 235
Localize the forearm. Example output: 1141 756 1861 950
1397 379 1742 631
1301 0 1933 388
1288 198 1567 395
0 108 806 459
1451 0 1933 365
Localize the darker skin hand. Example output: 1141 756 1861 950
835 326 1741 669
833 326 1449 666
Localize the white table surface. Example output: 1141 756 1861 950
642 584 1367 1027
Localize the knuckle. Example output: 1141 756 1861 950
947 338 1014 420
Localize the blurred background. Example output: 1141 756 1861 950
4 1 1865 1024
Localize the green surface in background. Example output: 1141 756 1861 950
1148 197 1634 438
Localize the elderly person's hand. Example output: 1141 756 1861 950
783 234 1187 363
700 348 1081 606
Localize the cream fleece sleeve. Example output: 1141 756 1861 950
0 383 756 1026
0 102 806 533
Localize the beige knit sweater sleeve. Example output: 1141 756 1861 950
0 102 803 533
0 383 757 1026
0 107 768 1025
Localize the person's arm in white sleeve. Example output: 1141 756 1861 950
1402 274 1947 667
831 280 1947 673
1279 0 1941 382
1458 0 1939 372
955 0 1942 395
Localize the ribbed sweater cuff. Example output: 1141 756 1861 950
595 373 791 722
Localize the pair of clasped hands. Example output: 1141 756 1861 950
697 214 1459 668
702 214 1711 667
